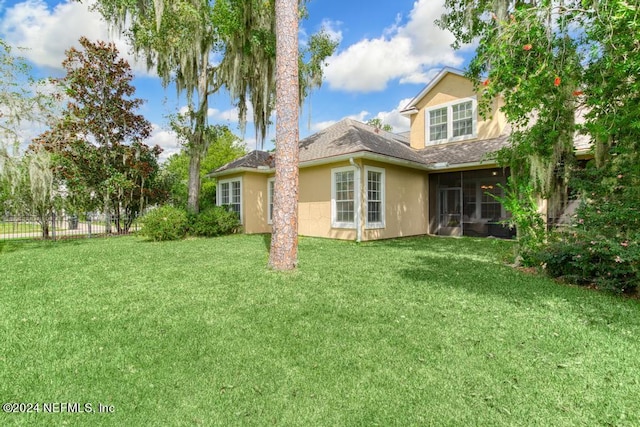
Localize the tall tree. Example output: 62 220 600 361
268 0 299 270
0 40 57 202
90 0 335 215
44 37 152 231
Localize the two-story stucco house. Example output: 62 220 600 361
210 67 589 241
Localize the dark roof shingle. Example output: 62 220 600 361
211 119 518 175
419 135 510 166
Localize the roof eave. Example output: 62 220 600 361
211 151 433 178
208 167 274 178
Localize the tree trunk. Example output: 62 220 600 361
269 0 299 271
187 148 201 214
186 56 210 215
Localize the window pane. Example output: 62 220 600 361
268 180 275 221
367 171 382 223
231 181 241 204
429 108 448 141
220 182 229 205
452 101 473 137
335 170 354 224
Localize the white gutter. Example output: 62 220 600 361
349 157 362 243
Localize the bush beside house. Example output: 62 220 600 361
139 205 241 241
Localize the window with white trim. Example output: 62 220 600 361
429 107 448 141
365 166 385 229
267 178 275 224
331 166 358 228
425 97 477 145
217 178 242 221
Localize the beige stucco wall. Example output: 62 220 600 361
241 172 271 234
297 160 429 241
298 162 356 240
223 160 430 241
360 160 429 241
409 73 506 150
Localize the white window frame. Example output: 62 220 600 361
425 96 478 145
331 166 359 229
216 177 242 222
364 166 385 229
267 177 275 224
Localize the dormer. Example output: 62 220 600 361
400 68 507 150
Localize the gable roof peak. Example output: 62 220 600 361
400 67 468 116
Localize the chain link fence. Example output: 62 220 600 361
0 213 141 241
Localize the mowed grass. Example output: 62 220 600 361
1 234 639 426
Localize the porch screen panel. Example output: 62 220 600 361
335 171 355 223
481 184 502 219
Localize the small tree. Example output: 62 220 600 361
366 118 393 132
10 149 62 238
1 40 58 212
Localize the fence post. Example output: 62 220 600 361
51 212 56 241
87 214 92 238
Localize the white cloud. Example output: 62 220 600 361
320 19 343 43
0 0 150 75
146 124 180 162
371 98 412 133
323 0 464 92
208 107 244 123
310 110 369 132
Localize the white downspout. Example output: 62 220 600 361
349 158 362 243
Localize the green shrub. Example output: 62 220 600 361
139 205 189 241
190 206 241 237
540 233 640 294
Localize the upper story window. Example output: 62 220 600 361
217 177 242 221
426 97 477 145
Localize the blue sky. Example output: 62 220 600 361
0 0 474 160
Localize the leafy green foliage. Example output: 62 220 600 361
189 206 241 237
537 162 640 294
366 118 393 132
139 205 189 241
32 38 165 231
161 125 245 211
93 0 336 213
441 1 639 287
493 178 545 265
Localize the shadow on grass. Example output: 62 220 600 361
262 233 272 253
396 248 640 338
0 235 121 254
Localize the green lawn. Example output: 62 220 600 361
0 221 42 234
1 235 639 426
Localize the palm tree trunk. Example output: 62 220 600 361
269 0 299 270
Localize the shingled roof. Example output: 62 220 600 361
420 135 510 166
212 150 274 174
210 119 430 176
297 119 426 165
